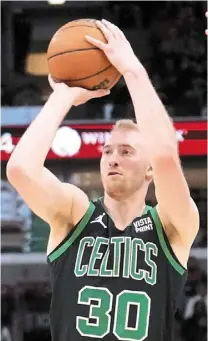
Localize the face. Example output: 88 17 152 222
100 129 152 198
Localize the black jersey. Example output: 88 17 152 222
47 198 187 341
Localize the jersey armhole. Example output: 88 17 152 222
48 201 95 263
149 206 186 276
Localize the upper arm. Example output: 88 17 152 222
153 153 199 246
6 165 89 227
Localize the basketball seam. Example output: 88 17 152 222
48 47 99 60
59 24 96 32
60 64 112 82
109 72 121 87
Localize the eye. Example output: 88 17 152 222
103 149 111 155
122 149 131 155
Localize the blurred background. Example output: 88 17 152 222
1 1 207 341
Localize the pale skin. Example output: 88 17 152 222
7 20 199 267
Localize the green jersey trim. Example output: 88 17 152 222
150 206 185 275
143 205 152 215
48 201 95 263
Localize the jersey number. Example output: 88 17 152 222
76 286 150 340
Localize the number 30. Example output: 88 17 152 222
76 286 151 340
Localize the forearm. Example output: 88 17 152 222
7 91 74 173
124 66 178 162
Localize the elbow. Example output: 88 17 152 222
6 161 25 186
152 144 179 164
7 158 40 188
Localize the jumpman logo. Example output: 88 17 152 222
90 213 107 228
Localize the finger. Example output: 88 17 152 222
102 19 125 40
85 35 107 50
92 89 111 98
206 11 208 17
95 20 114 41
48 74 55 89
206 29 208 35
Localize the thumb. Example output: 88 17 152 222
48 74 58 90
91 89 111 98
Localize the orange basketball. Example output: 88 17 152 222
47 19 121 90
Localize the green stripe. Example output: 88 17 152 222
143 205 152 215
48 202 95 262
150 207 185 275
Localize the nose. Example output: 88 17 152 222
109 160 119 167
108 150 119 168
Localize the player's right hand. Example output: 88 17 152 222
48 74 110 106
85 20 141 75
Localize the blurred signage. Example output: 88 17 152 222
1 120 207 161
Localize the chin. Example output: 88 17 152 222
105 181 128 198
104 178 144 199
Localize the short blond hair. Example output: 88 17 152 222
112 119 139 133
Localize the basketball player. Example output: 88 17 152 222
7 20 199 341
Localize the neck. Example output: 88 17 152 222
103 186 148 230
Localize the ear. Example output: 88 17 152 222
146 165 153 182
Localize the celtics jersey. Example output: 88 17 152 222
47 199 187 341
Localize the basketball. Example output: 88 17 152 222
47 19 121 90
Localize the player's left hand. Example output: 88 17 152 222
48 74 110 106
85 19 142 75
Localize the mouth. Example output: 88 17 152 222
108 171 122 176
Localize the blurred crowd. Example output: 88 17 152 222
176 257 207 341
1 2 207 121
97 2 206 120
148 3 206 118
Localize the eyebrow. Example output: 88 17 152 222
103 144 135 149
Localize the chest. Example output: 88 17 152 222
74 234 159 286
89 211 155 237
